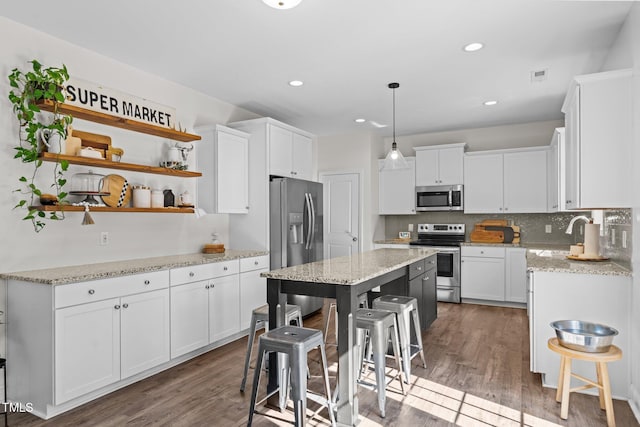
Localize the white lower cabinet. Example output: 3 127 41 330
170 260 241 358
170 280 210 358
55 298 121 404
239 255 269 330
208 274 240 343
461 246 526 303
54 286 170 405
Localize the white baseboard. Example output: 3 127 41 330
630 384 640 424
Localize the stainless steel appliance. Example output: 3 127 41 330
410 223 464 303
415 184 463 211
270 176 324 316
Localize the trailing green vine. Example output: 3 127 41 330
8 60 73 232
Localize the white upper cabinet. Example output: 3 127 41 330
414 143 466 186
197 124 250 214
464 148 547 214
562 69 632 209
463 153 503 214
269 125 313 180
378 157 416 215
547 128 565 212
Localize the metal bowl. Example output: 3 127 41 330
550 320 618 353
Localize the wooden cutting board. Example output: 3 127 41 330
470 229 504 243
101 174 131 207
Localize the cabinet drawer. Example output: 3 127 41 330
170 260 239 286
240 255 269 273
461 246 505 258
409 260 427 280
55 270 169 309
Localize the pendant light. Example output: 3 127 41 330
262 0 302 9
382 82 410 170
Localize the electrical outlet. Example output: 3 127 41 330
611 229 616 245
100 232 109 246
408 223 414 232
622 230 627 249
545 224 552 233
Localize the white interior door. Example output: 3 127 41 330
320 172 360 259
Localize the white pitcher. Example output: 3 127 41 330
41 129 66 154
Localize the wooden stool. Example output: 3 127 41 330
547 337 622 427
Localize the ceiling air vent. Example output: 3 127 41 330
531 69 548 83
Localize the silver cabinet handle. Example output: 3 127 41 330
417 266 422 271
123 303 129 309
223 266 228 271
498 207 503 211
205 284 210 289
144 280 150 285
114 305 121 310
504 207 509 211
254 261 259 265
210 283 215 288
423 276 429 281
480 251 484 254
88 289 95 295
189 272 195 277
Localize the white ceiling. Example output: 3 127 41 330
1 1 632 137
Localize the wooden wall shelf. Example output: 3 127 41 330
39 153 202 177
37 100 201 142
32 206 195 214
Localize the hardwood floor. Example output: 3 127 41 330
10 302 639 426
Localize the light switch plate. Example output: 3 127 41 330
545 225 552 233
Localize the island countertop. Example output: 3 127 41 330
0 250 268 285
261 247 437 285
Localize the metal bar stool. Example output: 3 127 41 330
0 358 6 426
247 325 335 427
323 293 368 346
240 304 303 392
372 295 426 381
548 338 622 427
356 308 406 418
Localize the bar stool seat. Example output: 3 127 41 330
240 304 303 392
372 295 426 381
356 308 406 418
247 325 335 426
548 337 622 427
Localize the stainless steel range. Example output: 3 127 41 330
410 223 464 303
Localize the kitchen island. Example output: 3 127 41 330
261 247 437 427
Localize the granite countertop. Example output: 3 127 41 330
526 249 631 276
262 248 437 285
0 250 269 285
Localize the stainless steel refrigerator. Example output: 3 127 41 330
270 176 324 316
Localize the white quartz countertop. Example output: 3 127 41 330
0 250 269 285
261 248 437 285
526 249 631 276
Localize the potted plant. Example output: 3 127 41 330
8 60 73 232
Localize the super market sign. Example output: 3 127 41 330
65 77 176 129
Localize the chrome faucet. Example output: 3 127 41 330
565 215 592 234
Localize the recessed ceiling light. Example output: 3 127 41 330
288 80 303 87
463 42 484 52
263 0 302 9
354 118 366 123
483 100 498 106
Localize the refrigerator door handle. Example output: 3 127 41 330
304 193 313 250
309 192 316 248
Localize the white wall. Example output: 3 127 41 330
603 3 640 419
0 17 259 274
316 131 385 251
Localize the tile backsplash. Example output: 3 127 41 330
384 209 632 267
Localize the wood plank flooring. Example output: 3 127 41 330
10 302 639 426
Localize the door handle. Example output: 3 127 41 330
304 193 313 250
346 230 358 242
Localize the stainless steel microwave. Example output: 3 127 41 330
416 184 463 211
